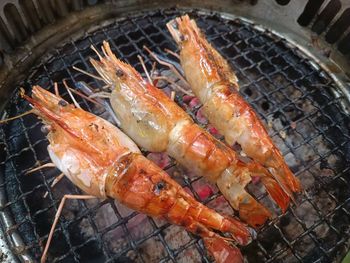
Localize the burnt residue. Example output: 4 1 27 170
153 180 166 195
0 9 349 263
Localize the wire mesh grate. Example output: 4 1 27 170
0 8 349 263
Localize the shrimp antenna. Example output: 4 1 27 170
143 46 191 90
25 162 56 175
150 62 157 78
66 86 103 106
144 46 184 75
72 66 104 81
75 82 121 126
101 45 108 58
54 82 60 97
137 55 153 85
43 173 65 198
0 109 35 124
170 91 176 101
153 76 194 96
41 195 96 263
0 88 35 124
63 80 81 109
90 44 104 61
164 48 180 59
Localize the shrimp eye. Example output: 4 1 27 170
154 180 166 195
58 100 68 107
116 69 124 77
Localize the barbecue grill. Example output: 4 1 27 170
0 0 349 262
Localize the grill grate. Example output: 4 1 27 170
1 9 350 263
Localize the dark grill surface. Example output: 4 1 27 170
1 9 350 263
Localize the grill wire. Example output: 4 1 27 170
1 8 350 263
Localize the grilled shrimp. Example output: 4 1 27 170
166 15 301 197
89 41 291 227
24 85 254 263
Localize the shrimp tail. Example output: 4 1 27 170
216 167 271 227
176 190 254 246
265 147 301 195
186 221 244 263
284 165 301 193
261 176 290 212
243 161 291 212
238 192 271 227
203 236 244 263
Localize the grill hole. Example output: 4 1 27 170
325 8 350 44
297 0 326 26
76 240 106 262
275 0 291 6
244 87 253 97
261 101 270 111
338 32 350 54
311 0 342 34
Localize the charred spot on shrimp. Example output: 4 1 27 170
89 123 99 132
154 180 166 195
179 35 186 42
139 168 147 175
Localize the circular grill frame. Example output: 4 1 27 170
0 5 350 263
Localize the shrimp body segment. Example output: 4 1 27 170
90 41 291 227
25 86 254 262
166 15 301 197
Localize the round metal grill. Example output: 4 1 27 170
0 9 350 263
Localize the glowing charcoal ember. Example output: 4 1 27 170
146 152 171 169
183 94 195 103
196 108 208 124
189 97 200 109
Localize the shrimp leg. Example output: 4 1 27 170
25 163 56 175
43 173 65 198
41 195 96 263
186 221 244 263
